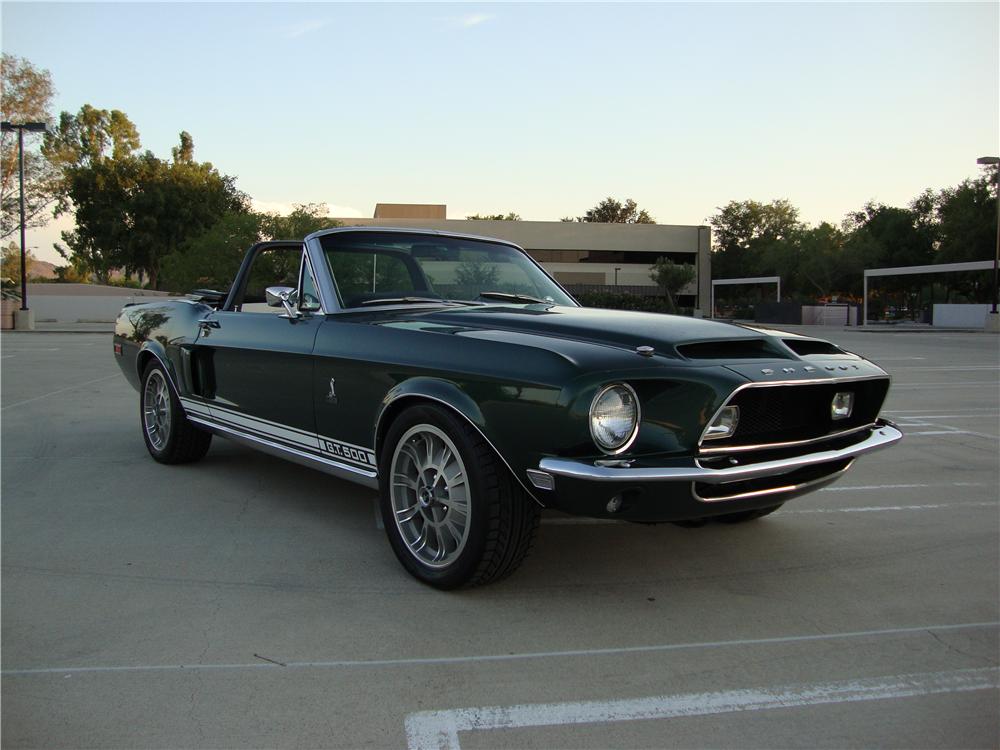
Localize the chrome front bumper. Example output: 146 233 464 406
537 420 902 485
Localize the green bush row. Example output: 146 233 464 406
574 291 692 316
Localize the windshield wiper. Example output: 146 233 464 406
357 296 448 307
478 291 548 304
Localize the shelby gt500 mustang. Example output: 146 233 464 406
114 227 902 588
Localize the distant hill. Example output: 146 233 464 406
28 259 58 280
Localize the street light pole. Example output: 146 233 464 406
2 120 47 328
976 156 1000 317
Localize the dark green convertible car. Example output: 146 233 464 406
113 227 902 588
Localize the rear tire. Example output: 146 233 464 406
379 404 540 589
140 360 212 464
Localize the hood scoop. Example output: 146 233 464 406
676 339 791 360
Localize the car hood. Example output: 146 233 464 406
401 304 772 359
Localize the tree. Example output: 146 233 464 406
1 241 36 284
266 202 337 239
43 105 144 282
706 199 802 280
466 212 521 221
934 166 998 264
843 201 934 268
1 54 58 239
580 197 654 224
44 104 141 170
48 111 248 288
160 212 266 293
160 204 339 294
649 257 695 314
791 223 863 298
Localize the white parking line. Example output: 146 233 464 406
883 409 1000 419
3 622 996 678
784 502 996 514
821 482 986 491
892 381 998 388
890 365 1000 371
892 414 1000 421
404 668 1000 750
0 373 120 410
542 500 996 525
904 430 999 439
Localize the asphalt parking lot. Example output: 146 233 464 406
2 327 998 749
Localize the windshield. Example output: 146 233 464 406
318 231 577 309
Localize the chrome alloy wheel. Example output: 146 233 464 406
143 369 171 452
390 424 471 569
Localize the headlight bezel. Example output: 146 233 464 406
589 383 641 455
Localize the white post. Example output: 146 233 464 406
862 273 868 327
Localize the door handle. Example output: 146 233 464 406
198 319 221 329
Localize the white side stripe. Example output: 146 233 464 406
404 668 1000 750
179 398 376 467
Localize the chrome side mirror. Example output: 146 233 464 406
265 286 300 318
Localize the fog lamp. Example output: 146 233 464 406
831 391 854 420
704 405 739 440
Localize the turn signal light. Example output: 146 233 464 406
704 406 739 440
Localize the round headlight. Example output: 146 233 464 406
589 384 640 454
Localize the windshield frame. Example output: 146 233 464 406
307 227 580 312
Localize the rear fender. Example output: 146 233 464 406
135 341 182 397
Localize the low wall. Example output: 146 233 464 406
24 284 173 323
933 304 992 327
802 305 858 326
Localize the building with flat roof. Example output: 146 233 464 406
334 204 711 310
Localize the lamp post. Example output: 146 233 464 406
977 156 1000 327
2 120 47 330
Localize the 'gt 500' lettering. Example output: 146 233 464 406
322 440 374 466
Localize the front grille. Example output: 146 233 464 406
704 378 889 449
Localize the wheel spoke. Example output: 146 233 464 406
443 519 462 548
395 504 420 523
400 442 422 471
409 524 429 554
392 472 419 491
429 528 446 562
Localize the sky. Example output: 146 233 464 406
2 1 998 265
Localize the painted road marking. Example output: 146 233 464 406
783 501 996 514
542 501 996 525
883 409 1000 417
3 622 996 678
404 668 999 750
889 365 999 371
821 481 986 491
904 429 998 439
892 381 998 388
0 373 120 410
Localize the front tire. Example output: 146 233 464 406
140 360 212 464
379 404 540 589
